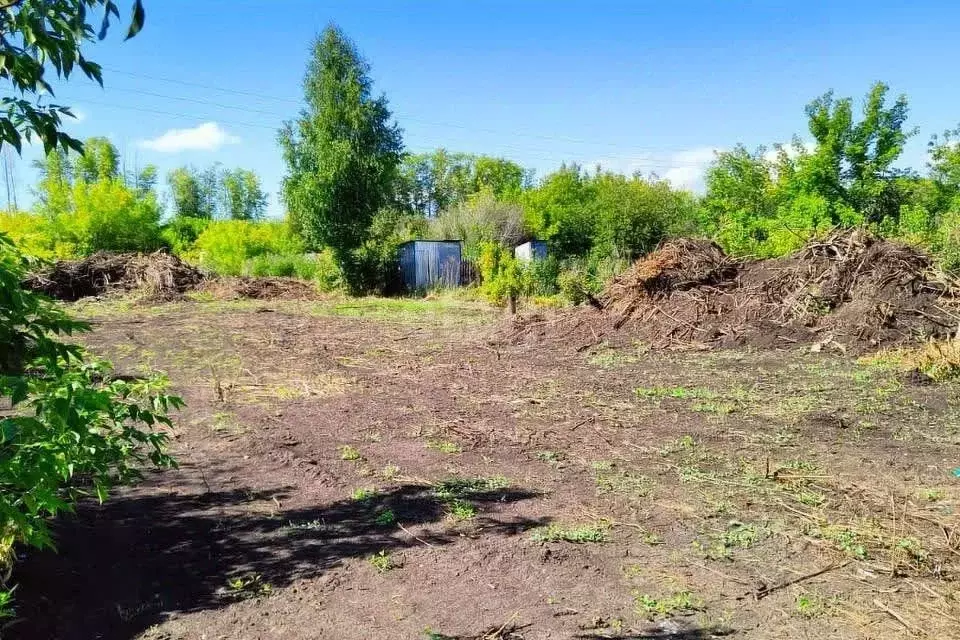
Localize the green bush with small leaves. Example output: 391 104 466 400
0 233 181 615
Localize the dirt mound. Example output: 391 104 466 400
505 230 959 352
24 251 205 301
198 276 322 301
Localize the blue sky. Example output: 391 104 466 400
10 0 960 217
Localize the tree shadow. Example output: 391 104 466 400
10 476 545 640
576 628 736 639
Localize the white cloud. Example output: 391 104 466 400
591 146 723 193
69 108 88 123
139 122 240 153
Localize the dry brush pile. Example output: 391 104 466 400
23 252 324 302
506 230 960 353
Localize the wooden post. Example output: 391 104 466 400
508 293 517 315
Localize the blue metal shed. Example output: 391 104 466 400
398 240 462 290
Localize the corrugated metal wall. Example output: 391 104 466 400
399 241 462 290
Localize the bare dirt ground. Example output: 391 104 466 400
10 295 960 639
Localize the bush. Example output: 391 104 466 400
1 180 164 259
248 253 319 280
189 220 305 276
0 210 57 259
343 208 425 295
161 216 210 255
69 180 164 253
0 233 180 615
429 189 525 259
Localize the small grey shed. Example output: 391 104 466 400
514 240 548 262
398 240 462 290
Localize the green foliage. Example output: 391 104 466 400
167 166 209 219
368 550 395 573
68 178 163 252
0 0 146 155
280 24 404 291
344 208 425 294
700 83 960 263
160 216 210 256
221 168 268 220
477 242 524 304
633 591 701 620
521 164 596 258
428 189 524 259
0 232 179 613
167 164 266 220
188 220 304 276
530 523 608 543
398 149 528 216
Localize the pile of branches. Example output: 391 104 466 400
504 230 959 352
197 276 322 301
23 251 205 301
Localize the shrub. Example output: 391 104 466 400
429 189 525 259
312 249 343 292
69 180 164 253
189 220 305 276
248 253 317 279
0 210 57 259
343 208 425 295
161 216 210 255
0 233 180 615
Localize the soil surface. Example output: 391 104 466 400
10 296 960 639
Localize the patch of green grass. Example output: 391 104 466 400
921 488 945 502
351 487 379 502
446 499 477 521
633 591 701 620
795 591 840 619
368 550 396 573
226 573 272 598
310 295 493 327
426 440 462 455
433 476 510 501
338 445 363 461
659 435 698 456
807 525 868 560
374 509 396 526
794 489 827 507
588 347 640 368
694 521 766 560
530 523 608 544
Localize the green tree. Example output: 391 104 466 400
222 167 267 220
799 82 913 224
521 164 595 258
167 166 209 219
279 24 403 290
73 136 119 183
397 149 528 216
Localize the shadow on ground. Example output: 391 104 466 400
10 472 545 640
577 628 735 639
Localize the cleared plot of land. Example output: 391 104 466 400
12 296 960 639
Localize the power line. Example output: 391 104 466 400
74 97 713 169
99 65 713 157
